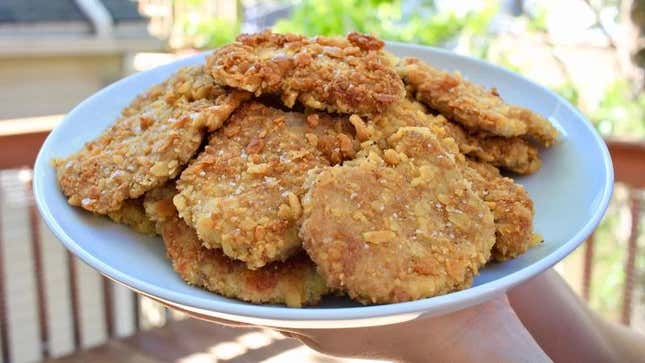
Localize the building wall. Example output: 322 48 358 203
0 54 124 119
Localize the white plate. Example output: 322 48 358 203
33 42 613 329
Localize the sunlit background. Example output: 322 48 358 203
0 1 643 362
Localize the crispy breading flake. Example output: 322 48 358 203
366 98 542 174
175 102 358 269
55 66 249 214
397 57 558 146
301 127 495 304
144 183 328 307
462 160 535 261
206 30 405 114
107 198 156 235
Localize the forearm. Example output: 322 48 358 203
404 299 551 363
592 307 645 362
289 296 551 363
508 269 645 362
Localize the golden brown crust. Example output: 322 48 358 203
365 98 541 174
301 127 495 304
123 65 223 117
55 66 249 214
206 30 405 114
55 98 204 214
398 57 558 146
54 33 549 307
438 115 542 174
175 101 358 269
143 183 180 234
359 98 537 260
462 160 535 261
107 198 157 235
123 66 251 131
146 183 328 307
164 217 328 307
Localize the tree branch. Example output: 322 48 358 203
582 0 619 49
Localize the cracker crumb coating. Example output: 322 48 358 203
124 65 251 131
206 30 405 114
365 98 541 174
463 160 535 261
123 65 226 117
438 115 541 175
175 101 358 269
398 57 558 146
107 198 156 235
145 184 328 307
53 34 547 306
55 66 249 214
362 99 537 260
301 127 495 304
143 183 179 234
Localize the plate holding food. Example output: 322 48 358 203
33 31 612 328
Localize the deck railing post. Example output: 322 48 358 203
102 277 115 339
621 190 641 325
133 292 141 332
582 233 595 301
0 175 11 363
23 169 50 359
67 252 82 349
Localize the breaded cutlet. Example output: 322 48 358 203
206 30 405 115
144 183 329 307
462 159 537 261
106 198 156 235
301 127 495 304
174 101 358 269
362 98 541 174
397 57 558 146
55 66 249 214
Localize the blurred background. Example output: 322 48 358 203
0 0 643 362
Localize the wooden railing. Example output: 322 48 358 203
0 123 643 362
0 115 57 170
582 139 645 326
2 167 192 363
0 119 175 362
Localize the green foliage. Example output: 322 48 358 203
174 0 240 49
274 0 497 46
179 16 240 48
179 0 209 5
487 50 522 72
527 5 548 32
637 208 645 311
588 195 627 319
554 82 580 106
590 81 645 137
